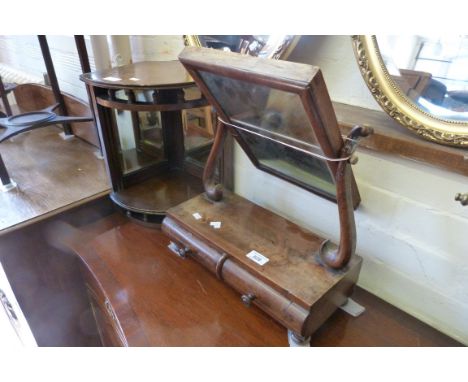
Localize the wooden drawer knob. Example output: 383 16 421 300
168 241 192 258
241 293 256 307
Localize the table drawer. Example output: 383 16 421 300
84 276 127 347
163 219 309 335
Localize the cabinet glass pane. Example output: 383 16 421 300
112 99 166 175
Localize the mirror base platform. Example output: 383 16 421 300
162 190 363 341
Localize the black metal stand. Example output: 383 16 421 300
0 35 94 190
74 35 103 157
0 77 15 117
37 35 73 136
0 104 92 144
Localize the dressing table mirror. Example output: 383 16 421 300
353 35 468 147
162 47 372 346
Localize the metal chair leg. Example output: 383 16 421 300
0 153 16 192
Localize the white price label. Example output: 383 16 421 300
246 250 269 266
210 221 222 229
192 212 202 220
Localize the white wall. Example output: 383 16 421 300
287 35 380 111
234 35 468 344
0 35 95 102
129 35 185 62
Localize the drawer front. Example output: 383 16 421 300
163 217 309 334
84 277 127 347
221 259 309 334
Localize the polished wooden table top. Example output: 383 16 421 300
75 219 288 346
81 61 194 90
71 214 461 347
0 126 109 236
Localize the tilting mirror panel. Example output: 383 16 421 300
199 70 324 155
238 129 336 198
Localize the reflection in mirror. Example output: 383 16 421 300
378 35 468 121
182 86 215 167
198 70 323 155
196 69 336 200
111 90 166 175
239 130 336 198
184 35 298 59
181 35 300 167
113 108 166 175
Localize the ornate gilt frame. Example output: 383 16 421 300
183 35 300 60
352 35 468 147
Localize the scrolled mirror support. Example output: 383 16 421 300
203 120 227 202
319 126 373 270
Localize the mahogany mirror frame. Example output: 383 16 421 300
179 46 362 208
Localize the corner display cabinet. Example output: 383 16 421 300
81 61 222 223
162 47 373 346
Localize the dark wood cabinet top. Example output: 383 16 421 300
81 61 195 90
73 219 288 346
0 126 109 236
69 213 461 346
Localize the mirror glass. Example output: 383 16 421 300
198 71 323 154
182 35 299 166
197 70 336 198
112 90 166 175
183 86 214 167
238 131 336 198
377 35 468 121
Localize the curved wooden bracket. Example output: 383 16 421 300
203 120 228 201
319 125 373 270
318 160 356 269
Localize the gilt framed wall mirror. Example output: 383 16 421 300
353 35 468 147
183 35 300 59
